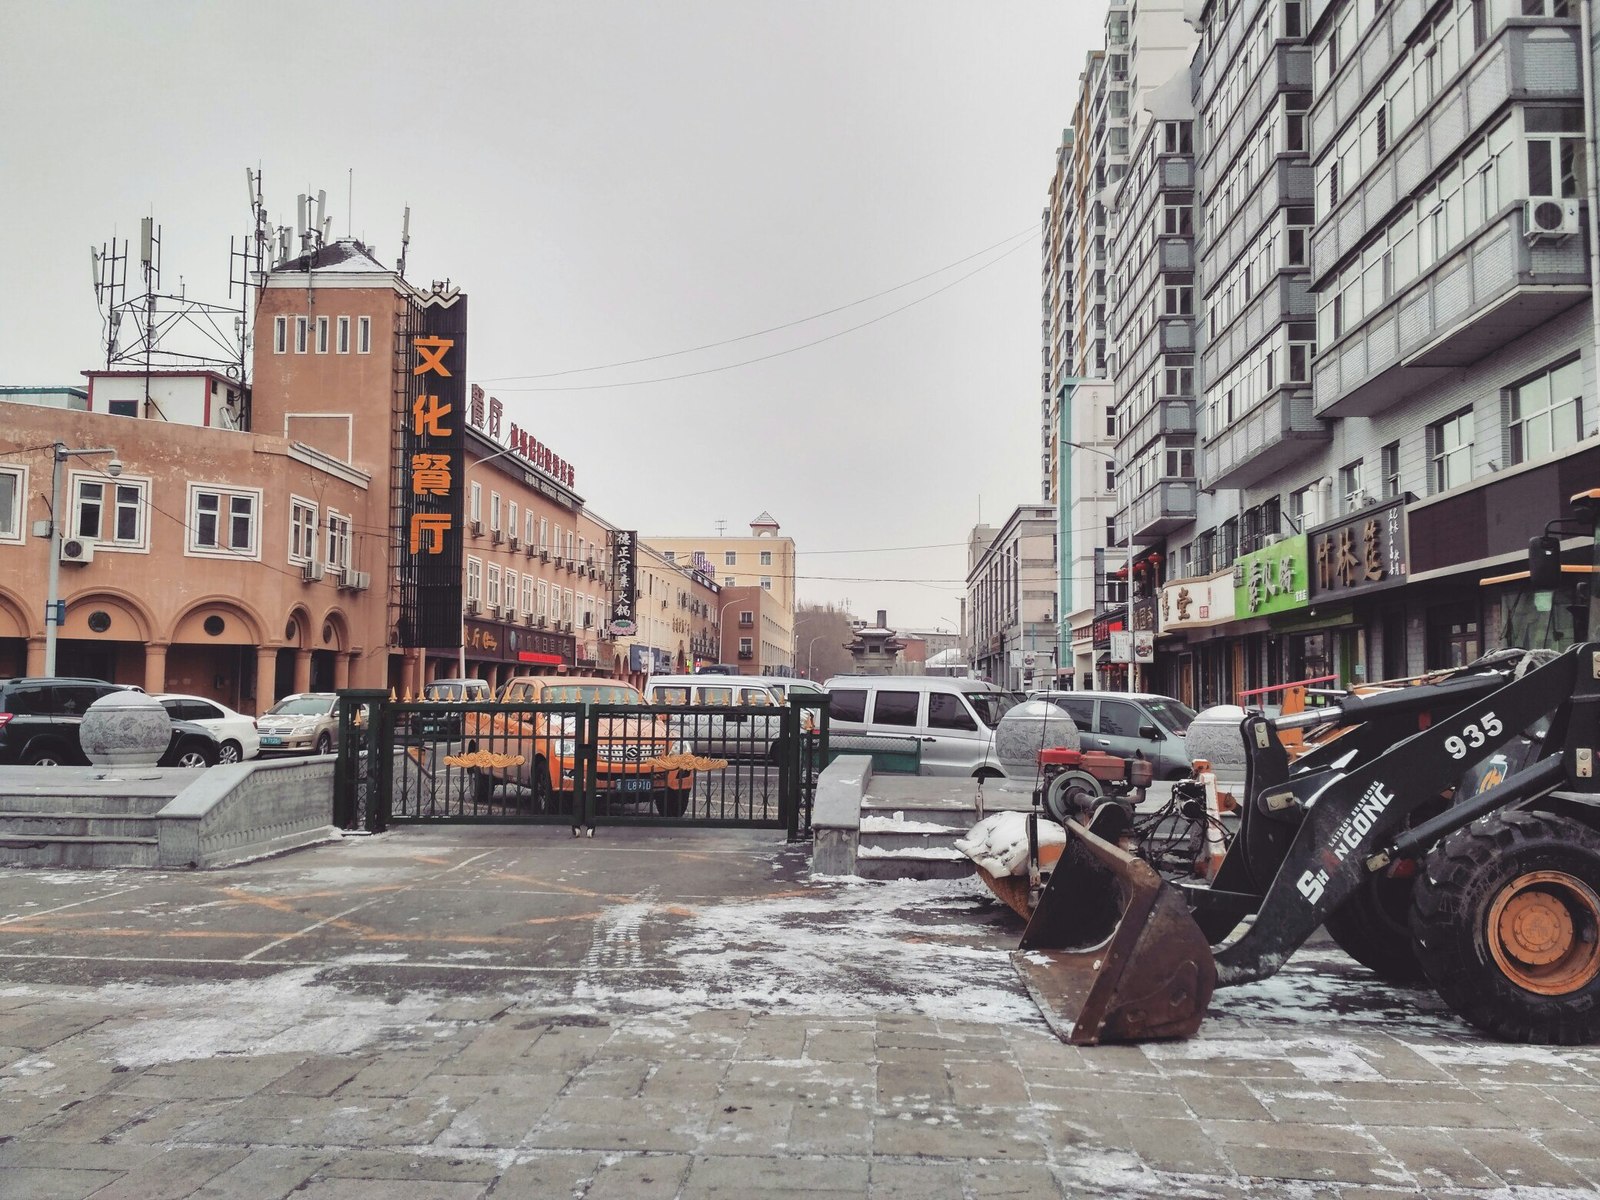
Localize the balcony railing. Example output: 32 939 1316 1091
1312 209 1589 420
1118 479 1199 542
1202 387 1329 491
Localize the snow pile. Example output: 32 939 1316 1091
952 811 1063 877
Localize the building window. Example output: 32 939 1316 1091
1105 408 1117 436
1162 203 1192 236
522 575 534 615
739 610 754 626
1339 461 1365 513
739 637 753 655
273 316 287 354
724 576 735 587
294 316 308 354
504 569 518 613
290 498 318 562
1429 407 1476 493
1104 460 1116 492
525 510 536 545
567 531 576 559
1381 442 1401 499
508 501 519 539
1509 357 1583 465
326 511 351 570
1164 285 1193 316
316 316 330 354
490 492 502 532
1289 483 1319 532
467 557 482 603
537 579 548 616
1526 109 1586 199
470 482 482 526
188 484 259 556
357 316 371 354
73 475 147 549
539 517 548 548
723 550 737 566
761 576 772 590
336 316 350 354
487 564 501 609
760 550 772 566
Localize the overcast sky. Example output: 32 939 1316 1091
2 1 1105 631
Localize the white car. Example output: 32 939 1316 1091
155 694 260 764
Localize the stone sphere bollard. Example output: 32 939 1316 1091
1186 704 1250 786
993 699 1081 785
81 689 170 768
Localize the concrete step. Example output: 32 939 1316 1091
0 792 174 816
0 834 159 868
855 845 974 881
0 812 160 838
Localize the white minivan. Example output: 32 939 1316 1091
821 676 1017 778
643 675 787 761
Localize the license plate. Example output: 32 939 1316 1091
261 736 282 745
616 777 654 793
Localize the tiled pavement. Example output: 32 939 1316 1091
1 826 1598 1199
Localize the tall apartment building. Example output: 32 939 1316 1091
1042 0 1600 709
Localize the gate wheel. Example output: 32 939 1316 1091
1411 810 1600 1044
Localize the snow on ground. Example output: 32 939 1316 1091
858 815 961 834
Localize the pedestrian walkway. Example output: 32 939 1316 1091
0 826 1597 1197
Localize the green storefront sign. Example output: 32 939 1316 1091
1232 534 1310 617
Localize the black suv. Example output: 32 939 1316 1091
0 677 219 768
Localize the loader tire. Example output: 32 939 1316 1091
1323 868 1426 985
1411 811 1600 1044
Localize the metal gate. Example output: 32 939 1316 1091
335 691 829 837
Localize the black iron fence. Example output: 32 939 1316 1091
335 692 830 837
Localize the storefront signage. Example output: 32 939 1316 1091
1308 499 1407 600
629 644 670 673
610 529 637 636
1158 568 1236 633
1110 631 1133 663
465 384 577 489
396 294 467 648
1092 607 1126 649
1233 534 1310 617
463 618 571 665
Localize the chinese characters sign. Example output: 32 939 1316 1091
1157 567 1236 634
1232 534 1310 617
395 294 467 648
609 529 638 637
463 385 576 489
1308 500 1407 600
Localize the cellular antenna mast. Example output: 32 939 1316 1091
396 205 411 279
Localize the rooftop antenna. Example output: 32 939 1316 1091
396 205 411 278
347 167 353 237
713 518 727 537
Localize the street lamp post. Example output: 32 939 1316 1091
1061 440 1135 695
45 443 122 678
805 634 829 680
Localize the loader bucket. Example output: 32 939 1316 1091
1011 822 1215 1044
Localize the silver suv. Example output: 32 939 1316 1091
1028 691 1197 780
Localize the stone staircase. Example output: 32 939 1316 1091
854 778 1036 881
0 771 188 868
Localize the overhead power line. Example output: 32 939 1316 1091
486 236 1039 394
476 223 1039 385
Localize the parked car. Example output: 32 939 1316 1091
155 693 260 763
424 678 493 702
642 674 788 761
0 676 220 768
821 675 1016 778
473 677 693 815
256 693 340 756
1027 690 1197 779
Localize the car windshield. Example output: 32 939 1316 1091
426 683 484 701
1145 698 1198 734
966 692 1012 729
270 696 332 716
541 684 643 705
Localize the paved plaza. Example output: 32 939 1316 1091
1 825 1598 1198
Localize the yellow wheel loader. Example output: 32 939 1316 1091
1015 490 1600 1046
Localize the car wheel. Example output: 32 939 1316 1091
314 732 333 756
175 747 211 769
218 740 243 765
471 769 496 806
24 748 64 766
529 757 553 814
655 787 690 819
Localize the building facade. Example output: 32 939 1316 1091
967 504 1059 691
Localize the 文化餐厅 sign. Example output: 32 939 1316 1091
1233 534 1310 617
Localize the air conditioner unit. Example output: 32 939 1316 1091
524 543 536 558
467 599 482 616
490 527 503 545
563 620 573 633
338 566 369 590
301 559 325 582
583 614 593 628
524 613 535 627
536 615 547 628
1525 198 1581 240
565 558 576 573
508 535 519 551
586 557 595 568
487 604 499 620
59 537 95 565
539 549 550 562
470 519 484 537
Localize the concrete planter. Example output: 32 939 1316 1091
82 690 169 767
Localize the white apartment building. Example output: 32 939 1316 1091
967 505 1059 691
